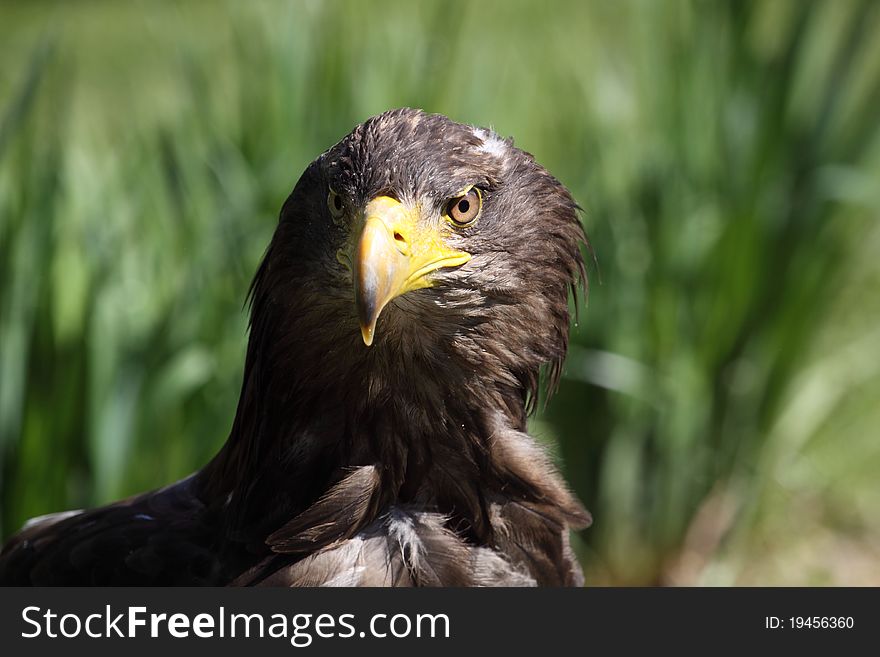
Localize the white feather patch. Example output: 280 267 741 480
473 128 508 158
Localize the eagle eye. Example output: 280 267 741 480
328 189 345 219
445 187 481 227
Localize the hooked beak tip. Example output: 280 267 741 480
355 266 383 347
360 324 375 347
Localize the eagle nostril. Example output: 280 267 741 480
392 232 409 255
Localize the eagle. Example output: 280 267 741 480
0 108 591 586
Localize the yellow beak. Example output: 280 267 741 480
354 196 470 346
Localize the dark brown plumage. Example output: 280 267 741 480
0 108 591 586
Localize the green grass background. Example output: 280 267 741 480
1 0 879 585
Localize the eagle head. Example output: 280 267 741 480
250 108 587 426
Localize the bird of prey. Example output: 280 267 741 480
0 108 591 586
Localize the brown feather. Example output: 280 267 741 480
266 465 380 553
